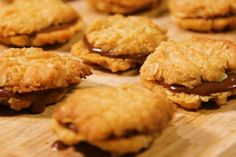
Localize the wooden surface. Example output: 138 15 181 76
1 1 236 157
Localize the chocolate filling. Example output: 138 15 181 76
60 121 143 141
0 88 67 113
82 36 149 59
158 73 236 96
60 122 78 132
0 89 12 99
51 140 69 151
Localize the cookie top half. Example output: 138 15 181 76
54 84 175 141
0 0 79 37
141 37 236 88
85 15 167 57
169 0 236 18
0 48 91 93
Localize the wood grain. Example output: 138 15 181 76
0 1 236 157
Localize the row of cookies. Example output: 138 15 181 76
52 15 236 155
65 11 236 111
0 47 176 154
87 0 236 32
0 0 176 155
0 0 167 48
2 31 236 155
52 36 236 154
1 0 236 46
1 15 235 155
1 0 236 155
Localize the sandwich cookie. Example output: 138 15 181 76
0 0 83 47
0 48 91 113
52 84 175 154
72 15 167 72
169 0 236 32
141 37 236 110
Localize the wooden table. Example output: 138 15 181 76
0 1 236 157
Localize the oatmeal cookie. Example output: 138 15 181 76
52 84 175 154
0 48 91 112
0 0 83 46
140 37 236 109
169 0 236 31
72 15 167 72
87 0 160 14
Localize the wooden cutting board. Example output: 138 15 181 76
0 1 236 157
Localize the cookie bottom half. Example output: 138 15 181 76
72 41 142 72
141 79 236 110
52 120 156 155
1 88 67 113
0 20 83 47
172 15 236 32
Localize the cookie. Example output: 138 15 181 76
0 0 12 7
140 37 236 110
52 84 175 154
0 48 91 113
0 0 83 47
169 0 236 32
87 0 160 14
72 15 167 72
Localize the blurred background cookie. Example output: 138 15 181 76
72 15 167 72
52 84 175 154
0 0 13 6
87 0 161 15
140 37 236 110
0 0 83 47
0 48 91 113
169 0 236 32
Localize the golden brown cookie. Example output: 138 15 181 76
0 0 11 7
87 0 160 14
169 0 236 32
72 15 167 72
140 37 236 110
0 48 91 113
52 84 175 154
0 0 83 47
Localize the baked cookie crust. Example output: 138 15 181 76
86 15 167 56
53 84 175 154
0 48 91 93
